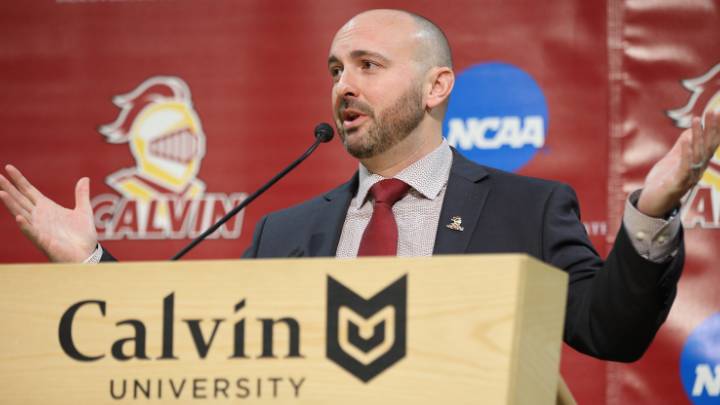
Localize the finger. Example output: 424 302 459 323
0 173 35 214
679 129 693 174
706 110 720 156
0 190 32 223
691 116 704 167
689 117 707 183
74 177 92 213
5 165 43 205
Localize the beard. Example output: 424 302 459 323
337 83 425 159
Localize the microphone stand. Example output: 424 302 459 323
171 124 333 260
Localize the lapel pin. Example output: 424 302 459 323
446 216 464 232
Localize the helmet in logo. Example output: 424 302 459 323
99 76 206 197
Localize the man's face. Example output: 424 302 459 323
328 13 426 159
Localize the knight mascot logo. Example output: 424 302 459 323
326 275 407 383
92 76 247 240
667 63 720 229
99 76 207 202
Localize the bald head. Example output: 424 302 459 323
404 11 453 70
338 9 453 72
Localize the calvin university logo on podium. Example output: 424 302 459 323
325 275 408 382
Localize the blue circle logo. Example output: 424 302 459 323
443 62 548 172
680 313 720 404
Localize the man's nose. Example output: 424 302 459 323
334 70 359 99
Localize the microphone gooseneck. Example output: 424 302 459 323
171 123 335 260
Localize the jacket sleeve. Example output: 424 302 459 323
542 183 684 362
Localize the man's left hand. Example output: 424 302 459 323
638 111 720 218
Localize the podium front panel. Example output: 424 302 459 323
0 255 567 404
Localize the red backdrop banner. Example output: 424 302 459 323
0 1 716 403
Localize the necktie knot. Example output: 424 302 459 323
369 178 409 206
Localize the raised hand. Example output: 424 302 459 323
638 111 720 217
0 165 98 262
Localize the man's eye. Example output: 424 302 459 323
361 60 378 70
329 66 342 78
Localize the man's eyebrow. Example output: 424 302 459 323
327 50 391 66
350 50 390 64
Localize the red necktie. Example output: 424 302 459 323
357 179 410 256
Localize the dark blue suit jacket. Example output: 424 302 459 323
242 150 684 362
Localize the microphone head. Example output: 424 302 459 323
314 122 334 143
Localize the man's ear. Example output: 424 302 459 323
425 67 454 109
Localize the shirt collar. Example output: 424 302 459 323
354 140 452 207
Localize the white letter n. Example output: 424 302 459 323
692 364 720 396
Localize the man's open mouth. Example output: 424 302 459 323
341 109 368 129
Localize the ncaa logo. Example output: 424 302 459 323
443 62 548 172
326 275 407 383
680 313 720 404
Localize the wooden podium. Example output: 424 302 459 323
0 255 575 404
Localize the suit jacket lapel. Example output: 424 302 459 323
306 174 358 257
433 150 490 254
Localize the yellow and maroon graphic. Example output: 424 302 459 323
668 63 720 229
91 77 247 240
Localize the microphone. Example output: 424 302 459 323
171 123 335 260
314 122 334 142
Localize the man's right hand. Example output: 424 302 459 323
0 165 98 262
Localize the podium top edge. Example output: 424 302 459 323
0 253 561 272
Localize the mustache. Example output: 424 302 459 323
337 98 374 117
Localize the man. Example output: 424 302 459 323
1 10 718 362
